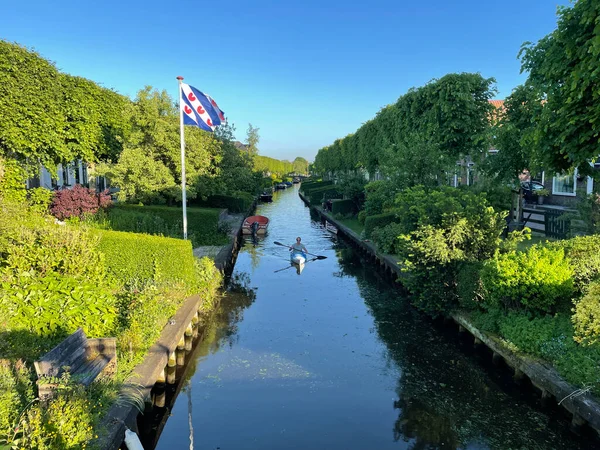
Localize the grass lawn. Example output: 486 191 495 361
516 233 556 252
338 217 364 236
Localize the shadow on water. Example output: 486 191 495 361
140 187 599 450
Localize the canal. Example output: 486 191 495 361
141 186 596 450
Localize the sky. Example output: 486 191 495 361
1 0 568 162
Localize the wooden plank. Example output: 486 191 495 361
34 328 87 377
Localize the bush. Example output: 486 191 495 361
358 210 367 225
481 246 574 313
331 199 354 215
548 235 600 294
50 184 111 220
394 186 506 316
95 229 198 287
27 187 53 213
456 262 485 310
364 211 398 238
198 191 254 213
301 181 334 196
0 157 27 203
103 204 226 247
308 186 340 205
364 180 396 216
0 359 34 446
572 281 600 345
371 222 404 254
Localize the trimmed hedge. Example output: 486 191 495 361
364 211 399 238
301 181 334 196
106 204 226 246
308 186 341 205
95 229 197 286
198 192 254 213
331 199 354 215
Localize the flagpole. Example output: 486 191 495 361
177 76 188 240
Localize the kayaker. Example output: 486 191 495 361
290 237 308 255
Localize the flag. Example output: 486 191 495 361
180 82 226 132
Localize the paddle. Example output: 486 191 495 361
273 241 327 260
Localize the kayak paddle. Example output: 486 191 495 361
273 241 327 260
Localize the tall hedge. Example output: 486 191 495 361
312 73 494 175
364 212 399 238
308 186 340 205
331 199 354 215
95 229 197 286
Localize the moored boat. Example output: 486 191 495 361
259 191 273 202
242 215 270 235
275 183 287 190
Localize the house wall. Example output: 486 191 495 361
543 174 592 207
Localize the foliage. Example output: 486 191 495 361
313 73 495 176
97 147 176 204
394 187 505 316
358 210 367 225
308 186 340 205
331 199 354 216
481 246 574 313
335 173 367 211
547 235 600 294
27 188 54 214
292 157 309 174
481 84 541 184
371 223 404 254
363 180 396 217
49 184 111 220
198 192 254 213
0 157 27 203
245 123 260 156
0 41 129 168
572 193 600 236
519 0 600 175
0 359 34 447
95 229 199 287
456 262 485 310
465 180 512 213
300 180 334 196
95 204 226 247
364 211 399 239
253 155 294 177
572 281 600 346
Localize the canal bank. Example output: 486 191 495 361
299 190 600 437
139 186 598 449
96 204 252 450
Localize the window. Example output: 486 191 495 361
552 170 577 196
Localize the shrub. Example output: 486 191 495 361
95 229 198 287
364 180 396 216
371 222 404 254
27 187 53 213
364 211 398 238
548 235 600 294
301 181 334 196
0 158 27 203
481 246 574 313
0 359 34 446
456 262 485 310
394 186 506 316
358 210 367 225
201 191 254 213
572 281 600 345
50 184 111 220
308 186 340 205
103 204 226 247
331 199 354 215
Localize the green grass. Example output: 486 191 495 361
338 217 364 236
516 234 556 252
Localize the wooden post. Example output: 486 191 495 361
176 348 185 366
167 365 176 385
492 352 502 366
513 368 525 383
168 351 176 368
156 368 166 384
474 337 482 347
177 335 185 350
153 390 166 408
184 334 193 352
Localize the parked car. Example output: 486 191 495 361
521 180 545 204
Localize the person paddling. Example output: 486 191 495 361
290 237 308 256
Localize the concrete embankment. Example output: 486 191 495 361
299 191 600 437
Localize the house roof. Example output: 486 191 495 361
488 99 505 109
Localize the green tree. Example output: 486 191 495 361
519 0 600 175
246 123 260 156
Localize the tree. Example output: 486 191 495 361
246 123 260 156
519 0 600 175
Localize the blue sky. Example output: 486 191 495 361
1 0 567 161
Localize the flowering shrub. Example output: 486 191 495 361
50 184 111 220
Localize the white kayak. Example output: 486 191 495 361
290 252 307 265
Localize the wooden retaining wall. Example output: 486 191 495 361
95 204 252 449
299 191 600 437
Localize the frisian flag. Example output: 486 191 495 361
180 82 225 132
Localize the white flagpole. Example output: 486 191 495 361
177 76 188 240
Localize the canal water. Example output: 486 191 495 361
142 186 596 450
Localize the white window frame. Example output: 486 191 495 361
552 169 577 197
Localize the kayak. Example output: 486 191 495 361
290 251 307 265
